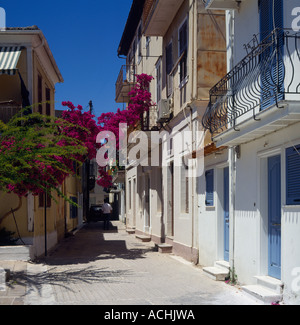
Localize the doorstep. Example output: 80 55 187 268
203 261 230 281
242 276 283 304
155 244 173 254
135 235 151 242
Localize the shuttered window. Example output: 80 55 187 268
70 196 78 219
179 19 188 83
286 145 300 205
205 169 214 206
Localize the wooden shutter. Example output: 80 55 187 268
46 87 51 116
38 74 43 114
286 145 300 205
166 42 173 97
179 20 188 82
205 169 214 206
70 196 78 219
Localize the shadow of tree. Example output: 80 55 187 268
6 222 156 298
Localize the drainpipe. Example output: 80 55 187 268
228 9 236 273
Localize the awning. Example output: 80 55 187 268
0 46 23 75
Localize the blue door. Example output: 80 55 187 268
268 155 282 279
224 167 230 262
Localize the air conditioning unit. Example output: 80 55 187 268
157 99 171 123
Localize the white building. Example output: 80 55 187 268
202 0 300 304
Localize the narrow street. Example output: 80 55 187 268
1 221 260 305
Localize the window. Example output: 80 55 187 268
70 196 78 219
178 19 188 84
286 145 300 205
46 87 51 116
138 24 142 63
205 169 214 206
156 59 162 104
166 41 173 97
38 74 43 114
39 192 52 208
146 37 150 58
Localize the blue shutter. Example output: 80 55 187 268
206 169 214 206
286 145 300 205
259 0 284 111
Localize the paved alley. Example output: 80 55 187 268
1 221 261 306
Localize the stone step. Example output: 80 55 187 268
156 244 173 254
126 229 136 234
135 235 151 242
242 284 283 304
203 266 229 281
0 246 33 261
214 260 230 271
254 276 283 294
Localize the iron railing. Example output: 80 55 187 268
115 65 136 102
202 29 300 135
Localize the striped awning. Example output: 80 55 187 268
0 46 23 75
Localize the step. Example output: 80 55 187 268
242 284 283 304
214 260 230 271
0 268 6 292
156 244 173 254
203 266 229 281
0 246 33 261
254 276 283 294
135 235 151 242
126 229 136 234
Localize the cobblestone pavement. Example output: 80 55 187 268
0 221 261 305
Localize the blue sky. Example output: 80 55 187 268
1 0 133 118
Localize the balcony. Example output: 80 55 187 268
202 29 300 147
115 65 136 103
203 0 241 10
144 0 185 36
0 100 22 123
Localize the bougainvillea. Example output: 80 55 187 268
0 74 154 214
0 112 89 199
96 74 154 188
61 101 101 160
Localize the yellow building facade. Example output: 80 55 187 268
0 27 83 258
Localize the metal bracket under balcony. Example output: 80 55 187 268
115 65 136 103
202 29 300 146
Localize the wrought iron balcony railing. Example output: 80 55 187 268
202 29 300 135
